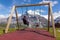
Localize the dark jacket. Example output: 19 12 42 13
22 17 29 26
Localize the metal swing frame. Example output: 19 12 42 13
5 2 56 37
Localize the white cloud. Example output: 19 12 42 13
0 15 7 18
27 9 45 15
12 13 22 17
53 11 60 19
52 1 58 6
41 11 60 20
53 1 58 4
41 15 48 19
0 4 8 18
0 13 21 19
39 0 58 7
27 10 40 15
36 10 45 13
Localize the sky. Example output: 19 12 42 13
0 0 60 19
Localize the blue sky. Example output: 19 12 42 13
0 0 60 19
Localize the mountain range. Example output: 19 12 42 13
54 16 60 23
0 13 60 28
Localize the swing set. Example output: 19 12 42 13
4 2 56 37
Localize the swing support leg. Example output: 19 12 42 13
15 8 19 30
49 3 56 37
5 6 15 33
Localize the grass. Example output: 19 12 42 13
55 28 60 40
46 28 60 40
0 27 16 35
0 27 60 40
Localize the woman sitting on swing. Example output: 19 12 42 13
21 16 29 30
22 16 29 26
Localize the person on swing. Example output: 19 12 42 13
22 15 29 30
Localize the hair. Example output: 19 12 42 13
23 15 27 18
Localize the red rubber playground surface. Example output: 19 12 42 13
0 28 55 40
